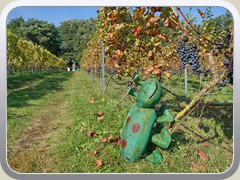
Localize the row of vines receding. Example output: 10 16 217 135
7 30 67 74
80 7 233 91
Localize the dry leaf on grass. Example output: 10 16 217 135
112 136 121 145
97 111 104 116
86 130 97 137
90 97 95 104
95 160 103 167
101 134 120 144
190 162 207 173
97 115 105 122
107 134 113 141
91 149 99 157
101 137 108 143
95 111 105 122
197 149 210 161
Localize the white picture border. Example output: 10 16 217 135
0 0 239 179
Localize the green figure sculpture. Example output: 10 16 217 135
120 75 174 164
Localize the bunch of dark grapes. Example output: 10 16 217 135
213 33 231 56
218 78 228 91
218 55 233 90
203 68 211 77
223 33 231 48
223 56 233 85
176 38 202 76
213 43 224 56
216 33 233 90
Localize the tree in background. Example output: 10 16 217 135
7 17 25 37
58 18 96 67
8 17 61 56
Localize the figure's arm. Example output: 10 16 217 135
127 88 137 97
127 75 141 97
133 74 141 85
156 104 174 123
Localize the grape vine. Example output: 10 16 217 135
7 30 66 73
80 7 233 90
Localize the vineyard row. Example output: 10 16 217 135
7 30 67 74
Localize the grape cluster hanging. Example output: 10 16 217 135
176 37 202 76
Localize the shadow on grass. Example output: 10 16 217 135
8 72 47 90
170 131 189 150
7 71 73 108
162 93 233 142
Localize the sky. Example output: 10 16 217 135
7 6 229 27
7 7 99 26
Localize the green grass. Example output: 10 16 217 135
7 71 73 147
7 71 233 173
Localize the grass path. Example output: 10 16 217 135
7 71 74 172
7 71 233 173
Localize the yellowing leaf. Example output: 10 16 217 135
132 26 142 36
114 64 120 68
154 42 161 47
149 16 160 23
163 17 169 27
115 49 124 58
147 50 153 59
135 39 140 46
164 71 170 80
198 9 205 18
134 7 145 20
156 33 172 42
115 23 124 30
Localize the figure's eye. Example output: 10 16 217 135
149 82 151 84
144 91 147 94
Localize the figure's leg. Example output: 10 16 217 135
151 128 171 149
145 128 171 164
145 150 163 164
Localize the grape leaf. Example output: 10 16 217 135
198 9 205 19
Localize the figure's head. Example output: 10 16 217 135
136 78 162 108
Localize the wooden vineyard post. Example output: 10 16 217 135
90 59 93 79
101 40 105 93
209 49 218 79
185 66 188 94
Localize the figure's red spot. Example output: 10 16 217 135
132 123 140 133
126 117 130 123
126 157 130 161
121 139 126 148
